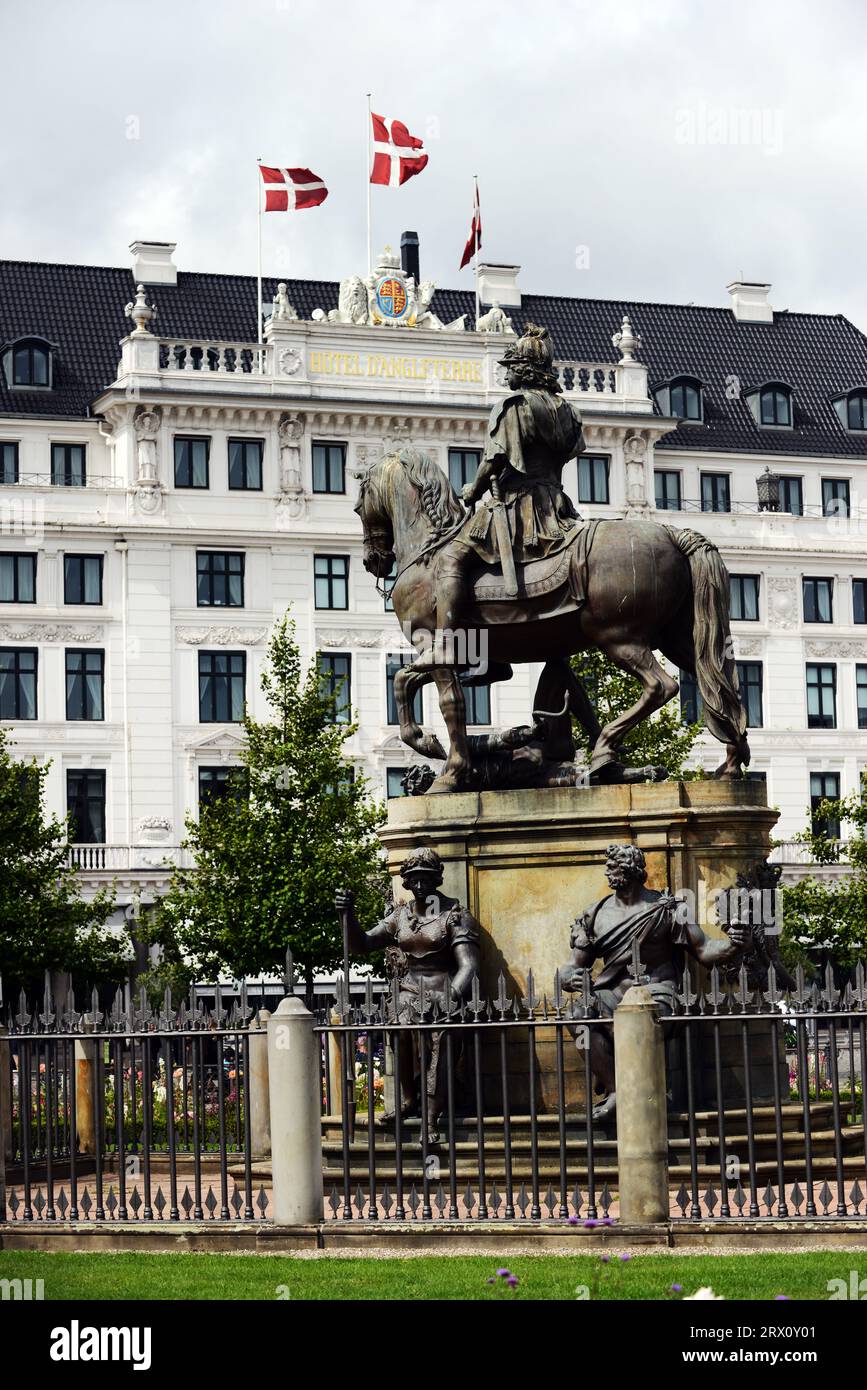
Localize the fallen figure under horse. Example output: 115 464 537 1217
355 447 749 794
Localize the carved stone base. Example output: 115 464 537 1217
380 780 779 1112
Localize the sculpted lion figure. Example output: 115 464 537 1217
329 275 369 325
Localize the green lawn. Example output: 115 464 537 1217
0 1250 864 1300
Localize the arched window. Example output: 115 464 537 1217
847 390 867 431
3 338 52 389
758 385 791 427
669 377 702 421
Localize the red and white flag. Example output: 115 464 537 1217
258 165 328 211
460 182 481 269
370 113 428 187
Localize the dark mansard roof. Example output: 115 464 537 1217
2 256 867 457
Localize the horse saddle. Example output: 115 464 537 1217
471 520 597 608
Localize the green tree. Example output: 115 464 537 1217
152 616 386 985
569 648 703 776
780 775 867 970
0 729 121 992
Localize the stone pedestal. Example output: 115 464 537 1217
380 780 778 1112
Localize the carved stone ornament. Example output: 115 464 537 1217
736 639 764 656
124 284 157 335
806 640 867 659
132 482 164 516
278 347 302 376
767 576 798 629
269 282 298 323
612 314 641 362
0 622 103 642
317 628 396 648
316 247 466 331
175 625 268 646
276 412 306 520
476 301 515 334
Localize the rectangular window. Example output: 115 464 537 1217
736 660 763 728
51 443 86 487
0 647 36 718
66 769 106 844
387 767 407 798
679 669 703 724
701 473 730 512
198 651 246 722
196 551 245 607
198 765 248 809
0 553 36 603
810 771 841 839
65 649 104 721
318 652 351 724
822 478 851 518
312 442 346 494
730 574 760 622
0 442 19 485
384 560 397 613
174 437 210 489
314 555 349 610
386 655 422 725
654 470 681 511
63 554 103 605
577 455 610 505
448 449 481 493
228 438 263 491
806 663 837 728
854 579 867 625
778 476 803 515
857 665 867 730
464 681 491 726
803 577 833 623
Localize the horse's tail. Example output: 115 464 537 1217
663 526 750 766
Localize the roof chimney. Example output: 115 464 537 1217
400 230 420 283
477 263 521 308
130 240 178 286
727 280 773 323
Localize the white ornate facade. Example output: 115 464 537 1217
1 242 865 912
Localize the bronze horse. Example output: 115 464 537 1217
356 449 749 794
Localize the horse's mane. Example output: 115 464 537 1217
398 448 465 538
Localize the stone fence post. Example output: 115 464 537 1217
75 1018 98 1156
0 1026 9 1217
248 1009 271 1157
267 996 323 1225
613 985 669 1224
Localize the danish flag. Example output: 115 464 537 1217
460 183 481 269
370 113 429 187
258 165 329 211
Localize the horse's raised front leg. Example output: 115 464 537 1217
427 667 474 794
393 664 446 761
589 640 678 780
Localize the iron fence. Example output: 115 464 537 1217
3 961 866 1229
1 981 269 1224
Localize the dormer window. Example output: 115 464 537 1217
669 377 702 421
653 375 703 422
745 382 793 429
758 385 791 427
2 337 54 390
831 388 867 432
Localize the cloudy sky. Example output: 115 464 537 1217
3 0 867 325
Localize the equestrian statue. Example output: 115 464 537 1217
355 323 749 794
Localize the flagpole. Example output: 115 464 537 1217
473 175 480 331
366 93 373 277
256 155 263 347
